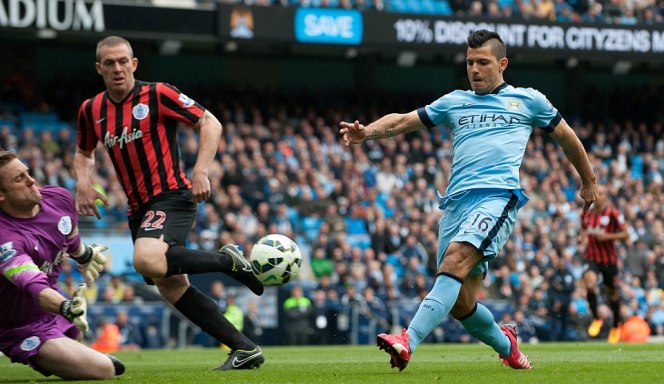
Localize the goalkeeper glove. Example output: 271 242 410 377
60 284 89 333
73 243 108 284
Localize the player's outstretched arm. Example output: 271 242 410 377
339 110 425 146
549 119 598 215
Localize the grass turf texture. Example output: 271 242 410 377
2 342 663 383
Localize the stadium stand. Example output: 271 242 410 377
200 0 664 24
4 80 662 345
2 1 663 346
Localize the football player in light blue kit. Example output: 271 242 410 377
339 29 598 371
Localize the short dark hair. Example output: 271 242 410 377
0 151 17 191
467 29 506 59
96 36 133 62
0 151 17 169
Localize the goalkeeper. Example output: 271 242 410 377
0 150 124 380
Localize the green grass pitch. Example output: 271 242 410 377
2 342 663 383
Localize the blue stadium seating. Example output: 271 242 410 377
19 112 58 124
19 112 69 133
387 0 408 12
0 120 17 133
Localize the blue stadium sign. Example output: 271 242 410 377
294 8 363 45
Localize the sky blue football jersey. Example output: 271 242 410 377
418 83 562 197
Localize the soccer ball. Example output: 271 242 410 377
250 234 302 286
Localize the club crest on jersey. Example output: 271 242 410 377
0 241 17 262
132 103 150 120
178 93 195 107
20 336 41 351
58 216 73 235
507 99 521 111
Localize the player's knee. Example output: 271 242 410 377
94 366 116 380
133 256 157 277
132 237 169 277
133 250 167 277
85 352 120 380
58 360 115 381
439 245 479 277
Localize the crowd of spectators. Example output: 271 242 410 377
2 69 664 345
201 0 664 25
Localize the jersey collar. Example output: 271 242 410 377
491 82 508 94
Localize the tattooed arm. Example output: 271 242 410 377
339 110 426 146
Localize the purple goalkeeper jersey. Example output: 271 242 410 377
0 186 81 331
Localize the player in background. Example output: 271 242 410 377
340 29 597 371
580 185 629 343
74 36 264 370
0 150 124 379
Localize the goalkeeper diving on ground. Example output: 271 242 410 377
0 150 124 380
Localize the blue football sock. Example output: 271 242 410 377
459 302 510 356
407 273 462 352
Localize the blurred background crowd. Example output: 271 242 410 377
193 0 664 25
2 68 664 349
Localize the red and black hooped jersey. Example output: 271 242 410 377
581 206 626 265
77 80 206 215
